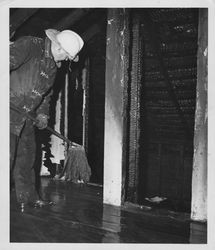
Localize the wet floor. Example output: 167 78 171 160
10 177 207 243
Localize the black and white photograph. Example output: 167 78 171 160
0 0 215 249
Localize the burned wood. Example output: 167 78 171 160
146 85 196 92
127 15 143 203
142 10 194 139
104 8 130 206
146 99 196 107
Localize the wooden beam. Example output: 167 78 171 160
146 74 196 83
10 8 39 38
54 8 91 30
142 11 194 139
103 9 130 206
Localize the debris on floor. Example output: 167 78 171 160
145 196 167 203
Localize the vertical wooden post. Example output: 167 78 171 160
64 73 68 139
103 9 130 206
191 8 208 221
82 59 90 152
50 92 65 164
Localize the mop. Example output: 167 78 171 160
10 102 91 183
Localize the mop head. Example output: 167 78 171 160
58 145 91 183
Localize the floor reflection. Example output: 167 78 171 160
10 177 207 243
102 204 121 242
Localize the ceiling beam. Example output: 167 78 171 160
10 8 39 38
54 8 91 30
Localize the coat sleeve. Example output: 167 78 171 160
36 89 53 117
10 37 32 71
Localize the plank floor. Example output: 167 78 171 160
10 177 207 243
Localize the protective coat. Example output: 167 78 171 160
10 36 57 135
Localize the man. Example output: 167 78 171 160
10 29 84 208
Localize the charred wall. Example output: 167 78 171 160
125 8 199 213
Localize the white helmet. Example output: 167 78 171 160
45 29 84 62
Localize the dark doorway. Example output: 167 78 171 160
68 12 107 185
125 8 198 213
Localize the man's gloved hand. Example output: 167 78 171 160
35 113 48 129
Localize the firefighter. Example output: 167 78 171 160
10 29 84 208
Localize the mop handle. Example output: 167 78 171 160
10 102 79 147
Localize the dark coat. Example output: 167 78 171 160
10 36 57 135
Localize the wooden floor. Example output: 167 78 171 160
10 177 207 243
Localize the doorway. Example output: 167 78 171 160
125 8 198 213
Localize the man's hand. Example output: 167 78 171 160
35 113 48 129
